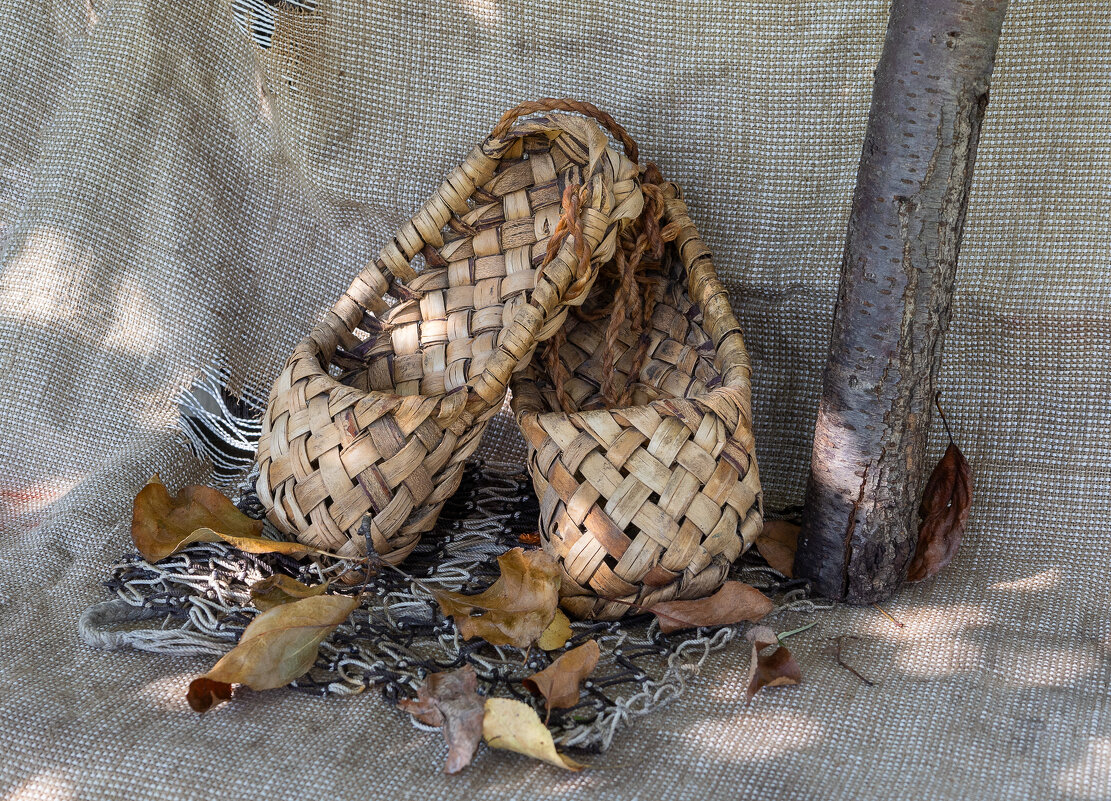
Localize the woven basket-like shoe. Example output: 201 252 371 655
256 100 644 567
512 183 763 619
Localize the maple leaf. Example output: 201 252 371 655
132 476 325 563
433 548 560 649
398 666 485 774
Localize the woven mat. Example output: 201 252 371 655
1 1 1109 799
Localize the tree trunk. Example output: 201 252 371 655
795 0 1009 603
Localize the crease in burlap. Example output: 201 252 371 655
1 1 1108 799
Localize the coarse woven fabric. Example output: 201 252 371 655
0 1 1108 800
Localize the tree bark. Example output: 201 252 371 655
795 0 1009 603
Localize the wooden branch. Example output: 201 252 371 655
795 0 1009 603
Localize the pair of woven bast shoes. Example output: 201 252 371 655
254 99 763 621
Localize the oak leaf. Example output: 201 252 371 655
398 666 485 774
536 610 572 651
745 625 802 703
132 476 325 562
523 640 599 713
433 548 560 649
756 520 799 577
906 442 972 582
648 581 775 634
482 697 584 771
250 575 329 611
186 593 358 712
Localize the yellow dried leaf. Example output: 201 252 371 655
482 697 584 771
187 594 358 712
433 548 560 649
536 610 572 651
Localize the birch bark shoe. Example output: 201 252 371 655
511 180 763 620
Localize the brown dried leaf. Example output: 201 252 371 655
186 594 359 712
536 610 572 651
132 476 262 562
250 575 329 612
398 666 485 774
523 640 600 712
132 476 326 563
745 626 802 703
648 581 775 634
906 442 972 582
433 548 561 649
756 520 799 577
482 697 585 771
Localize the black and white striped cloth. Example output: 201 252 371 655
229 0 316 49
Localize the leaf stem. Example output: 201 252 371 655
934 391 955 446
776 621 817 643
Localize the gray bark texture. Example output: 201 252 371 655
795 0 1009 603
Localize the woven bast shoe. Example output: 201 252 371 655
511 179 763 620
255 99 645 569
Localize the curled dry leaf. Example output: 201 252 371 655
906 442 972 582
536 610 572 651
523 640 600 712
132 476 326 563
433 547 560 649
398 666 485 774
482 697 585 771
648 581 775 634
186 593 359 712
756 520 800 577
250 575 329 612
745 625 802 704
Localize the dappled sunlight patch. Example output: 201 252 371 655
680 711 822 760
3 769 75 801
1 226 91 325
141 673 201 713
454 0 502 27
1056 737 1111 799
990 568 1062 593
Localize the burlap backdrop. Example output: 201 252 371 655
1 1 1107 799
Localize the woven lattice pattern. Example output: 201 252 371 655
256 105 642 567
513 189 762 619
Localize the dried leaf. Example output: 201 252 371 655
433 548 560 649
186 594 359 712
250 575 329 612
398 666 485 774
186 677 233 711
132 475 263 562
906 442 972 582
482 697 585 771
523 640 599 712
536 610 572 651
648 581 775 634
756 520 799 577
745 626 802 703
132 476 325 563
